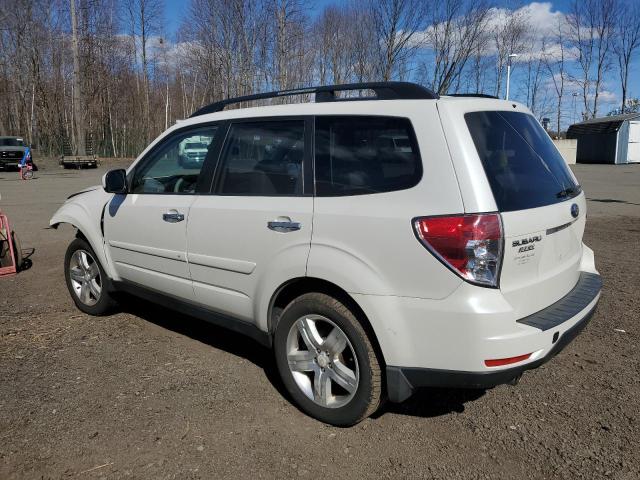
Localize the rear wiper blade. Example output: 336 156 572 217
556 185 581 198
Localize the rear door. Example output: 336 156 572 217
463 109 585 317
104 125 219 300
186 118 313 324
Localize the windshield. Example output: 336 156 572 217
465 111 580 212
0 138 24 147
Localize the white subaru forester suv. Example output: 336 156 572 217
50 82 602 426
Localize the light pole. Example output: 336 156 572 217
505 53 519 100
572 92 578 124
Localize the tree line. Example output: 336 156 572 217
1 0 639 158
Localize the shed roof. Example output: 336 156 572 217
567 112 640 138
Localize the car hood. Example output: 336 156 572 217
66 185 101 200
0 146 27 152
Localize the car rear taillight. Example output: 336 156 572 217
413 213 503 287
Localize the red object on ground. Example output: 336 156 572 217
19 163 34 180
0 212 18 277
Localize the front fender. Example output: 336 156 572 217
49 189 117 279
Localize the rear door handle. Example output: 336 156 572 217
268 218 301 232
163 210 185 223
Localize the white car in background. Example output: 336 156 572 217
178 137 212 168
50 82 602 426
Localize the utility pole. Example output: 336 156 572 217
70 0 86 156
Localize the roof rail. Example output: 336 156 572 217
448 93 499 99
189 82 439 117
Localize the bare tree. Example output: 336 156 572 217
467 38 493 94
70 0 85 155
492 7 529 98
424 0 490 94
523 47 545 117
544 20 568 134
368 0 427 81
568 0 617 119
124 0 163 143
350 6 377 82
1 0 637 161
613 0 640 113
314 6 353 85
269 0 308 91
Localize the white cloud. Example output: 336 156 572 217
486 2 572 61
517 2 565 37
481 2 563 37
415 2 573 61
588 90 617 103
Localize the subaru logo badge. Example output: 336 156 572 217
571 204 579 218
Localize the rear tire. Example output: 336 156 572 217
64 238 117 315
274 292 382 426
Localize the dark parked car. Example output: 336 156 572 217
0 136 37 171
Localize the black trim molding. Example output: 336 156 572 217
114 280 272 347
517 272 601 331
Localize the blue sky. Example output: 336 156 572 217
162 0 637 121
163 0 576 36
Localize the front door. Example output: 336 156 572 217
104 125 219 300
187 118 313 325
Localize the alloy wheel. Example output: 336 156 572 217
68 249 102 306
286 314 359 408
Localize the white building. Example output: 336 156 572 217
567 112 640 164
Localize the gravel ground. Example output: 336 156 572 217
0 160 638 479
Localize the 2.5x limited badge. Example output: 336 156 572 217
512 235 542 252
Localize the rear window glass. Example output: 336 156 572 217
465 111 580 212
315 116 421 196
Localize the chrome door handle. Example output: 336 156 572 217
163 210 185 223
268 219 301 232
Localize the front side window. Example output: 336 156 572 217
465 111 580 212
314 116 422 196
215 120 305 196
130 126 217 194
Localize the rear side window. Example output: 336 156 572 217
465 111 580 212
315 116 422 196
215 120 305 196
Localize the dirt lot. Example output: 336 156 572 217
1 160 638 479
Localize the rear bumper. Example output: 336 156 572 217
385 272 602 402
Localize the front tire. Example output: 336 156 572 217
64 238 116 315
274 293 382 426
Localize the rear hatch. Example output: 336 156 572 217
465 110 584 318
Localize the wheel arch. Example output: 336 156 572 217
49 195 116 279
267 277 387 367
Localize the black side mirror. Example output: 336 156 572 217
103 169 127 194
